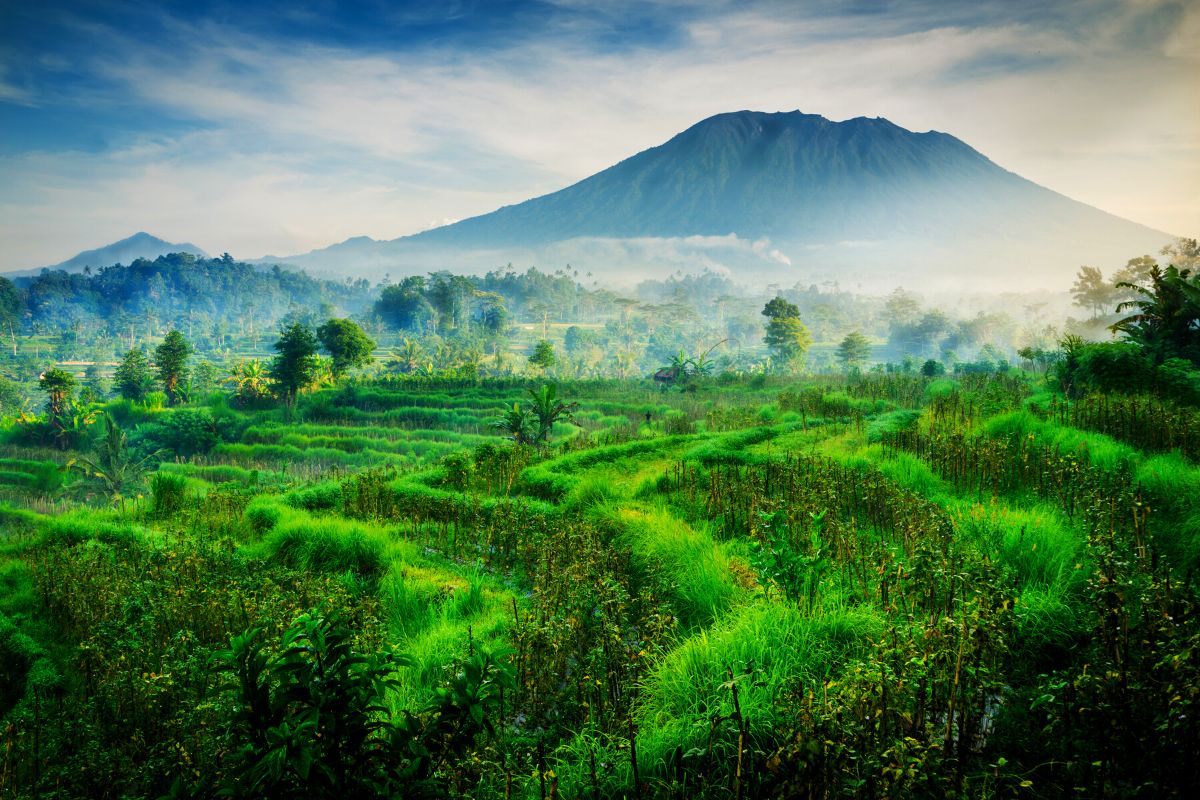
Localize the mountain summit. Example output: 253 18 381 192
417 111 1022 245
280 111 1175 288
7 232 209 276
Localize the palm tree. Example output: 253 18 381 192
1111 265 1200 363
68 413 161 506
489 402 535 446
527 384 580 445
691 339 728 377
390 337 424 374
226 359 272 404
310 355 336 389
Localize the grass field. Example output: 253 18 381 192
1 371 1197 798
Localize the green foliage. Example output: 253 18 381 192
1111 263 1200 364
259 517 387 577
149 470 193 517
140 408 230 457
68 412 161 504
114 348 154 401
7 371 1200 798
528 338 556 370
38 367 76 419
375 277 435 332
761 296 812 369
154 330 193 406
270 323 320 406
205 609 514 798
317 317 376 379
836 330 871 370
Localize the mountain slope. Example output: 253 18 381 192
412 110 1166 248
8 232 209 276
277 111 1177 288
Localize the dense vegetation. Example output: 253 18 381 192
0 241 1198 798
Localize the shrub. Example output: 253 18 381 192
149 471 191 518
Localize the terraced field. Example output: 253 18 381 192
1 373 1198 797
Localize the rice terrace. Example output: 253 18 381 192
1 1 1198 798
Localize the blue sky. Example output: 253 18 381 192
1 0 1196 269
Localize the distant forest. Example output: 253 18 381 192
10 253 372 350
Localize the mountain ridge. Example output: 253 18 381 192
5 232 209 277
266 110 1170 289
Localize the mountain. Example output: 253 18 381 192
8 232 209 277
280 111 1173 289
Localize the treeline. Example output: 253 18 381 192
2 252 372 351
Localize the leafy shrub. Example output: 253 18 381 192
138 408 231 457
284 481 343 511
244 496 288 534
261 517 387 577
149 471 191 517
1075 342 1152 394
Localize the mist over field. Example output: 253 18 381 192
2 2 1199 799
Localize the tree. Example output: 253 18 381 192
1071 266 1116 320
476 293 508 337
528 339 556 372
490 402 535 446
761 297 812 371
154 329 192 406
374 277 433 331
1111 264 1200 364
836 331 871 370
192 360 219 395
0 276 19 356
883 288 921 328
38 368 75 420
226 359 273 406
269 323 320 406
527 383 580 445
68 413 161 505
390 338 425 374
564 326 589 354
920 359 945 377
1161 237 1200 270
114 348 154 401
316 318 376 380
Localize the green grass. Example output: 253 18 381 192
594 503 740 630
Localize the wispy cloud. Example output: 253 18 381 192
0 0 1195 270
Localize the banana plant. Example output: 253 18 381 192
67 412 162 507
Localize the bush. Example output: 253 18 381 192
261 517 387 577
1074 342 1152 394
244 496 289 534
1155 358 1200 405
149 471 191 518
920 359 945 377
138 408 230 458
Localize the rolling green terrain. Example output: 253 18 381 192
2 366 1199 799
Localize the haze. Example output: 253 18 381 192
1 0 1197 273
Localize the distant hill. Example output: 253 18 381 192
6 232 208 277
271 110 1173 290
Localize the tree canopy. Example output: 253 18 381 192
269 323 320 406
317 318 376 379
762 297 812 370
154 330 192 406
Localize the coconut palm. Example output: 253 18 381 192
226 359 272 405
390 337 425 374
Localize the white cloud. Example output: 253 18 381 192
1 1 1196 271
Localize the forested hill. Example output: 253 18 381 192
15 252 372 339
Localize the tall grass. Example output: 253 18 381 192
596 504 739 629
